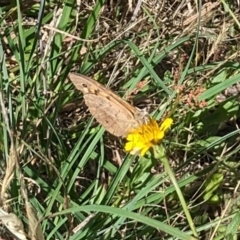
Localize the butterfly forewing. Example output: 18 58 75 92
68 73 148 137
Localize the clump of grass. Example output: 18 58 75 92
0 0 240 239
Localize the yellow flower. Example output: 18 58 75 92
124 118 173 156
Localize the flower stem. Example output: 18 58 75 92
153 145 198 238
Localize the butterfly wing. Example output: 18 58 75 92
69 73 146 137
84 94 138 137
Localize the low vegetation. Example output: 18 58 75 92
0 0 240 239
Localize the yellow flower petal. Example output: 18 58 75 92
140 145 151 156
160 118 173 131
124 142 134 152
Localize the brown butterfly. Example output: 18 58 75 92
68 73 149 137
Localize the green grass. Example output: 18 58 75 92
1 0 240 239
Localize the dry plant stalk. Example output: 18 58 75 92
25 202 45 240
0 145 16 205
19 165 45 240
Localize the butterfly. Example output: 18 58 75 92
69 73 149 137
